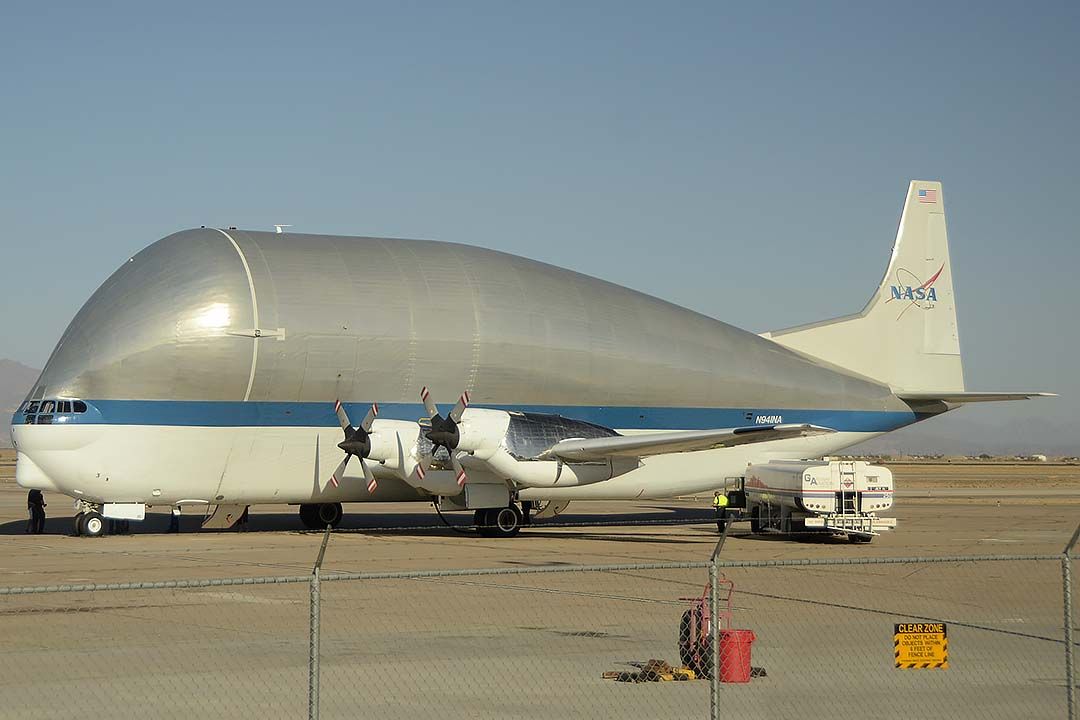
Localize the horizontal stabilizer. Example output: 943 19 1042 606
540 424 835 462
898 391 1056 404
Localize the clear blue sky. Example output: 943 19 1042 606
1 2 1076 451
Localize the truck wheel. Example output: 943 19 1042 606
749 506 762 534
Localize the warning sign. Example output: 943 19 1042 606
894 623 948 669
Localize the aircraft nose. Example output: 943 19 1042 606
15 452 60 492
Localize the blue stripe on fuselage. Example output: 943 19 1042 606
12 400 923 434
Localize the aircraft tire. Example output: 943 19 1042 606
298 504 321 530
81 512 106 538
491 505 523 538
474 509 490 536
316 503 343 529
475 505 522 538
849 533 873 544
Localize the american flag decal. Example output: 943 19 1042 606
917 189 937 204
367 477 377 493
456 469 467 487
330 474 340 488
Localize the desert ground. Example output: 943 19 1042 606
1 449 1076 719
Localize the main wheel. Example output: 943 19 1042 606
849 533 873 544
315 502 343 529
476 505 523 538
299 504 321 530
81 512 106 538
492 505 523 537
474 508 492 534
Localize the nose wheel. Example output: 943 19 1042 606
74 510 106 537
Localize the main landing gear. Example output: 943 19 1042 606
299 502 343 530
474 504 524 538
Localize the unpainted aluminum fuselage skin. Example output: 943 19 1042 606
11 229 926 505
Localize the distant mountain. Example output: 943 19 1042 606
1 359 41 447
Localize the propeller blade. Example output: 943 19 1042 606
413 455 429 482
420 386 439 420
330 455 350 488
451 454 467 488
333 399 352 432
360 403 379 433
449 391 470 423
360 458 377 493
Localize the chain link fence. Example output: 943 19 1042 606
0 532 1076 719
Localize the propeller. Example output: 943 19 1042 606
330 399 380 493
420 386 470 487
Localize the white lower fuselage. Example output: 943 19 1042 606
13 423 881 506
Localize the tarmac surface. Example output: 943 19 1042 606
1 458 1077 719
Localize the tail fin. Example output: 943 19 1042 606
762 181 964 393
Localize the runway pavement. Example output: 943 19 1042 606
0 461 1076 719
0 462 1077 585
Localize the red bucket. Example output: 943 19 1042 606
717 629 756 683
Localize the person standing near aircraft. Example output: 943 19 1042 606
27 489 46 534
713 492 729 534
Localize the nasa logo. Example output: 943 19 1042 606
890 286 938 302
885 263 945 320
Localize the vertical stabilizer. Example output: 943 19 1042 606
762 181 964 393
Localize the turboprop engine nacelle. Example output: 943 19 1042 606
456 410 639 489
454 408 513 455
371 408 639 492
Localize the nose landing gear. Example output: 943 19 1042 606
73 502 106 537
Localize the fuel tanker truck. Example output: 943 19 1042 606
726 459 897 543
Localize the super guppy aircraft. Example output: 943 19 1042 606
10 182 1051 537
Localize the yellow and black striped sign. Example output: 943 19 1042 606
894 623 948 669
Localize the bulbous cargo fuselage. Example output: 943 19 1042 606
24 228 905 412
11 228 918 505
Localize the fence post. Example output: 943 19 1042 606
309 526 332 720
1064 522 1080 720
709 520 730 720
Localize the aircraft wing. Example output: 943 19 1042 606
897 391 1056 404
539 424 835 462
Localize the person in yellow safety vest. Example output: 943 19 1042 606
713 492 729 533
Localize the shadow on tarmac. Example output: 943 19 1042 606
1 504 719 537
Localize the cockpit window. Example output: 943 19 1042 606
19 398 88 420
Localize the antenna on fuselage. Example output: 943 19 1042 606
274 224 293 234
